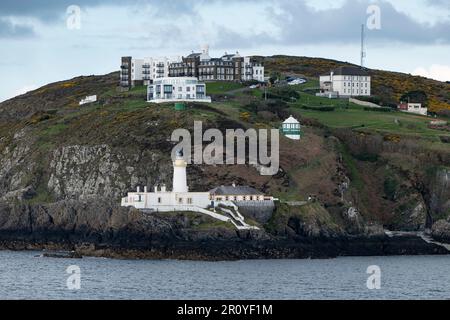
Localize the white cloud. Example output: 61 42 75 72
385 0 450 25
412 64 450 82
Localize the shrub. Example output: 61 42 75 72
364 107 392 112
301 105 335 112
400 90 428 106
267 87 300 102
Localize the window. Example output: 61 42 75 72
187 198 193 204
158 197 162 204
178 198 183 204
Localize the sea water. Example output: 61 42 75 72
1 250 449 300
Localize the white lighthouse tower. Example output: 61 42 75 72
172 149 188 193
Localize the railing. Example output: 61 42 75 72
280 128 301 135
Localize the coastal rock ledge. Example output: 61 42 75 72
0 200 447 260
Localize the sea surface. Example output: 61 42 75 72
1 250 449 300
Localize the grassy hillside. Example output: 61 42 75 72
0 64 449 234
263 55 450 112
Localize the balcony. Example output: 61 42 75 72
121 65 129 69
143 64 151 68
142 70 151 75
156 63 165 68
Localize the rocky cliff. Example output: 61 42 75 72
0 66 449 260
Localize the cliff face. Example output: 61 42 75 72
0 68 449 259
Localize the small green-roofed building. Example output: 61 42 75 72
281 115 301 140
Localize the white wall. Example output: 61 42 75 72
121 191 211 211
131 58 144 81
253 66 265 82
407 103 427 116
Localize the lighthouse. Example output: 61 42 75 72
172 149 188 193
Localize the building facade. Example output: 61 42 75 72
319 66 371 97
398 102 428 116
147 77 211 103
120 56 182 90
168 46 264 82
120 56 132 89
120 46 265 89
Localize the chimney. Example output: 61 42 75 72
144 186 148 193
161 184 167 192
154 185 158 193
137 186 140 193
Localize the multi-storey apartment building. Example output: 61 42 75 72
120 56 182 90
120 46 265 89
169 46 265 82
319 66 371 97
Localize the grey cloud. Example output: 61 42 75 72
275 1 449 44
0 0 124 20
425 0 450 9
213 0 450 48
0 0 209 20
1 0 449 45
0 19 35 38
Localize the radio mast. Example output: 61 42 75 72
360 24 366 68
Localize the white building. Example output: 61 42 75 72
398 102 428 116
121 150 276 230
131 56 181 86
281 116 301 140
242 56 264 82
147 77 212 103
79 95 97 106
121 46 264 89
319 66 371 98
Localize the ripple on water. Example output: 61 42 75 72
1 251 450 299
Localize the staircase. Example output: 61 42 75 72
216 203 260 230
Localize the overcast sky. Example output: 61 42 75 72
0 0 449 102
